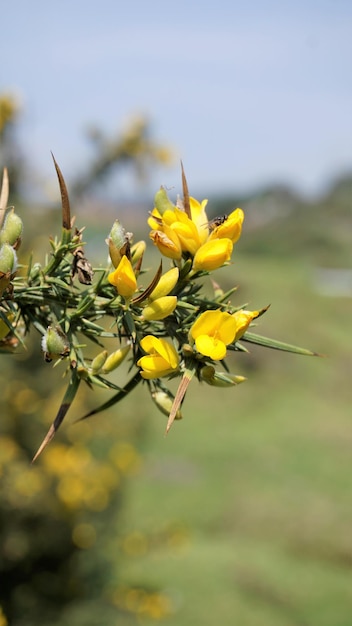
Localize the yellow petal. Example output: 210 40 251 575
149 267 179 300
143 296 177 321
149 227 182 260
139 335 179 369
192 238 233 272
190 197 209 244
195 335 227 360
137 354 171 378
171 220 201 256
190 310 223 340
108 256 137 298
233 309 260 340
217 312 237 344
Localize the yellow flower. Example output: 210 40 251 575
189 309 237 360
108 255 137 298
192 238 233 272
149 226 182 260
232 309 260 340
208 208 244 243
137 335 179 379
149 267 179 300
148 196 209 256
143 296 177 321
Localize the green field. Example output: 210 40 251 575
88 250 352 626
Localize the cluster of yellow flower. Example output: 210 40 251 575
1 163 314 458
103 180 266 433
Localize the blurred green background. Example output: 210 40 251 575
1 93 352 626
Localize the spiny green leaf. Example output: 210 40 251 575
76 371 142 421
32 368 81 462
241 331 323 356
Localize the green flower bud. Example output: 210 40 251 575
29 262 41 282
154 186 176 215
41 326 70 362
90 349 108 375
200 365 246 387
151 390 182 420
0 243 17 274
107 220 131 268
0 210 23 249
0 243 17 297
102 345 131 373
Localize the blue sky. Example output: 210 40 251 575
2 0 352 198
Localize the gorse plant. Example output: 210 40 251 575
0 159 318 461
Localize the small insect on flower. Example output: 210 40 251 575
207 215 229 231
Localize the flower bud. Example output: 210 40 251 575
29 262 41 282
149 267 179 300
130 240 146 264
102 345 131 373
41 326 70 362
0 243 17 296
151 390 182 420
154 186 176 215
200 365 246 387
143 296 177 321
0 210 23 249
0 243 17 274
107 220 131 268
90 349 108 375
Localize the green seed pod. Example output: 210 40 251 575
0 210 23 249
41 326 70 362
154 186 175 215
